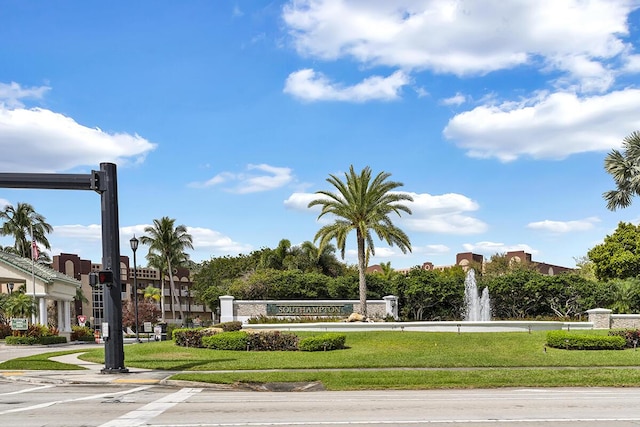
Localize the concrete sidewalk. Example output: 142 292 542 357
0 343 175 386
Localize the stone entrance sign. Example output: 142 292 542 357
266 304 353 317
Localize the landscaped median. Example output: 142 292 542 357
66 329 640 390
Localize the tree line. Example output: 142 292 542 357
5 146 640 323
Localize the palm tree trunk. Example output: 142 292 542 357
167 257 184 323
356 230 367 318
160 277 166 322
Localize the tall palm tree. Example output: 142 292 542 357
308 165 413 317
143 285 161 302
0 202 52 259
4 292 36 318
604 131 640 210
141 217 193 323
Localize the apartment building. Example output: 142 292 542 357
52 253 213 328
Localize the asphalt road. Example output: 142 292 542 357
2 381 640 427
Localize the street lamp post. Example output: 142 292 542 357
129 235 140 343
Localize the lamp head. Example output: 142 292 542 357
129 235 139 252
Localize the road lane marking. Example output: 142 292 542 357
0 385 153 415
0 384 54 396
98 387 202 427
140 418 640 426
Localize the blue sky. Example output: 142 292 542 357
1 1 640 270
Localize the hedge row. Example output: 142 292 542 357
172 321 243 347
201 330 346 352
546 330 625 350
299 333 346 351
5 335 67 345
608 329 640 348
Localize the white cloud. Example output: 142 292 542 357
0 83 157 172
440 93 467 106
287 190 487 235
283 0 637 92
0 198 10 209
0 81 50 108
187 227 253 254
284 69 410 102
462 241 537 257
190 164 294 193
48 223 253 263
527 217 600 233
443 89 640 161
623 54 640 73
284 192 325 210
400 192 488 234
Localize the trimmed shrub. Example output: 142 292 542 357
38 336 67 345
246 330 299 351
173 327 223 348
5 335 67 345
608 329 640 348
5 336 38 345
0 323 11 339
26 324 48 338
71 326 93 341
202 331 248 350
217 321 243 332
299 333 347 352
546 330 626 350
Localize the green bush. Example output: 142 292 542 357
173 327 222 348
5 335 67 345
246 330 299 351
609 329 640 348
299 333 347 351
5 336 38 345
546 330 626 350
0 323 11 339
165 323 177 340
216 321 243 332
38 336 67 345
202 331 248 350
71 326 93 341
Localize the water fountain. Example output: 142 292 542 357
463 269 491 321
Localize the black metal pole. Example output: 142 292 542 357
0 164 127 373
100 162 128 373
132 246 140 343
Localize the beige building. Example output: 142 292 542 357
369 251 573 276
0 252 80 340
52 253 213 328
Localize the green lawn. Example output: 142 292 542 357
0 349 86 371
4 332 638 389
81 330 640 369
74 330 640 389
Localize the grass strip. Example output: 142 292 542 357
0 350 87 371
80 331 640 370
170 367 640 390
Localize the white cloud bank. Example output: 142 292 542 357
284 69 410 102
0 82 156 172
48 223 252 263
282 0 638 96
443 89 640 161
527 217 601 233
285 190 487 235
190 164 294 193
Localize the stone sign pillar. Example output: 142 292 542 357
587 308 612 329
219 295 235 323
383 295 399 320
